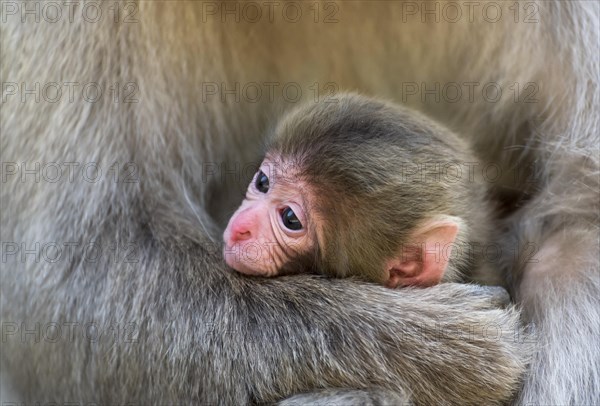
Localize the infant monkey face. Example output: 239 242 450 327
223 157 315 276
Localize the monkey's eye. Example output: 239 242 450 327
281 207 302 231
255 170 269 193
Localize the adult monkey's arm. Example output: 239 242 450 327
33 239 531 405
197 230 533 405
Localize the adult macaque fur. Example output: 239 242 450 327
224 94 498 288
1 1 598 405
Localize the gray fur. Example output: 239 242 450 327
1 0 597 405
278 388 412 406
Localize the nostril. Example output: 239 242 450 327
232 229 251 242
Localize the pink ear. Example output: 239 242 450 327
384 219 460 288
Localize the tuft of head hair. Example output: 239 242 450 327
266 93 487 282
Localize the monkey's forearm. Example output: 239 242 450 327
187 252 530 405
1 237 528 405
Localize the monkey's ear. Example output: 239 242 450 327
384 218 460 288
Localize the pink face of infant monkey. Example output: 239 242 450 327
223 94 488 288
223 157 318 278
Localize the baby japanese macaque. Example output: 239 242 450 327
223 93 497 288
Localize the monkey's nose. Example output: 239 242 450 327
228 219 253 243
226 206 261 245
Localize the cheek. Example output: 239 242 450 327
280 236 312 255
275 239 318 275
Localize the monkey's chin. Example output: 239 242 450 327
222 246 266 276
